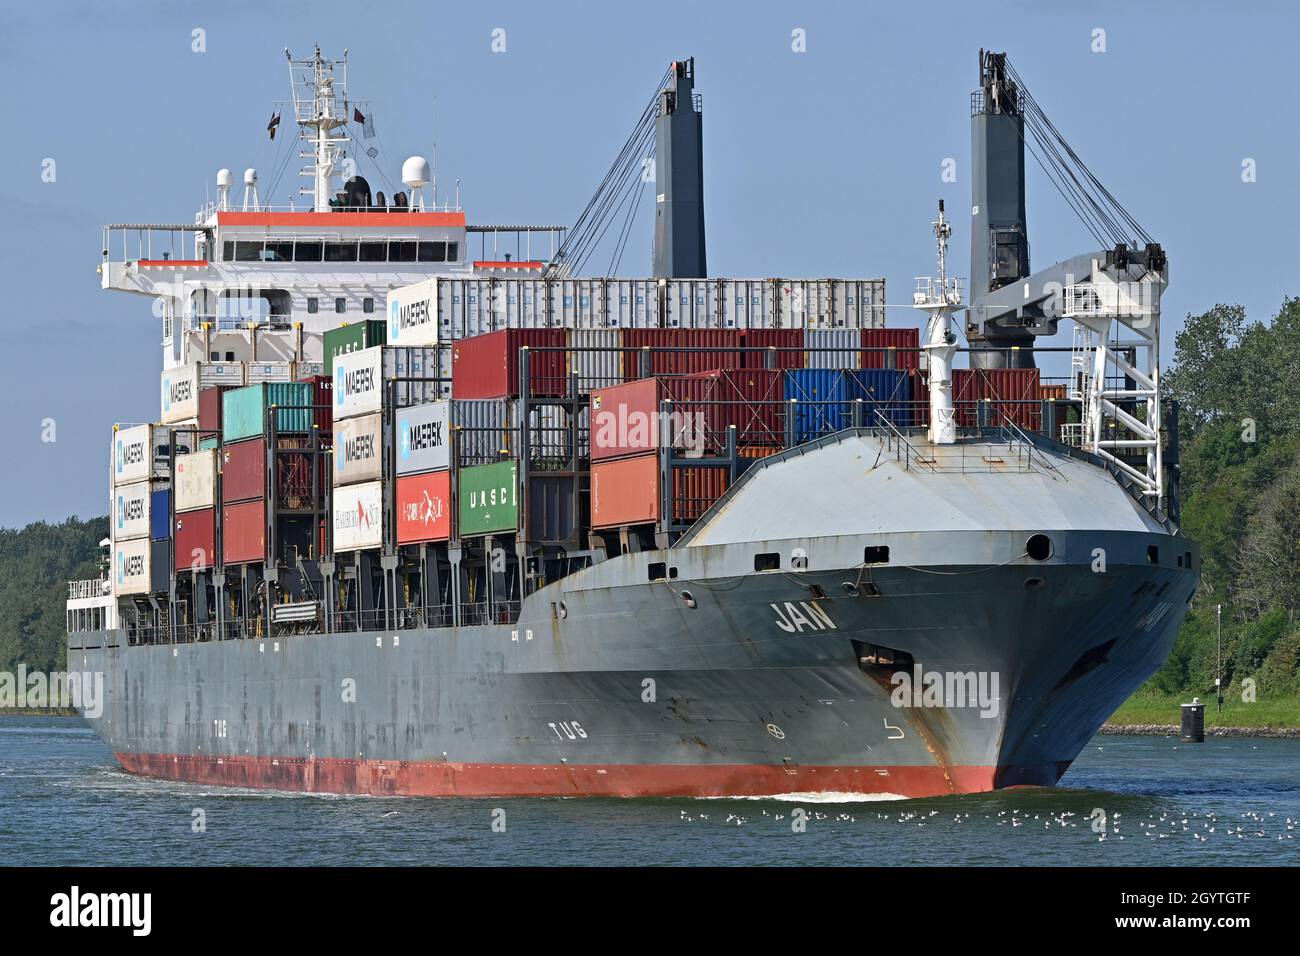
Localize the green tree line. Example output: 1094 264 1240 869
1155 297 1300 701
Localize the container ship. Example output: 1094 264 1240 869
66 49 1197 798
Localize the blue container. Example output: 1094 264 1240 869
150 489 171 541
783 368 912 443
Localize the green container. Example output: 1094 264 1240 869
199 436 218 451
458 460 519 536
222 382 315 443
324 320 387 375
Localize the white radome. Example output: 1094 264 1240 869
244 168 257 185
216 168 234 188
402 156 431 189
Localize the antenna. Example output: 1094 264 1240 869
286 46 352 210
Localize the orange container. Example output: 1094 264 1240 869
222 499 266 564
591 453 661 528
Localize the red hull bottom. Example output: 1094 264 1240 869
114 752 1065 799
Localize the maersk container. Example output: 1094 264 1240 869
332 480 383 552
323 320 386 375
112 536 156 597
246 362 293 384
333 412 383 486
150 489 171 541
620 329 742 379
458 460 519 536
174 507 215 571
386 278 438 347
805 329 863 369
222 382 314 443
112 423 194 486
570 329 625 391
862 327 921 369
160 365 200 424
396 400 450 476
223 499 265 564
175 450 217 512
112 480 152 541
451 329 569 399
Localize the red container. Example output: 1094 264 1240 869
221 438 266 503
671 465 729 524
742 329 805 370
452 329 570 399
297 374 334 435
666 368 784 451
223 499 266 564
174 507 216 571
396 470 452 543
590 378 665 461
198 386 229 438
621 329 742 379
952 368 1042 430
862 328 921 369
591 453 661 528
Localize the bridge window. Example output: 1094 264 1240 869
235 241 263 262
307 297 319 314
335 298 347 314
294 241 323 262
263 241 293 262
363 297 374 314
447 242 459 262
418 241 447 263
388 241 418 262
359 242 386 262
325 241 358 262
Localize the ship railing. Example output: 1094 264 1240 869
997 420 1068 482
458 601 522 627
67 579 109 601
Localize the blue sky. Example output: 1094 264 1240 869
0 0 1295 526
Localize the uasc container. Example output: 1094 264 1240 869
458 460 519 536
324 319 386 375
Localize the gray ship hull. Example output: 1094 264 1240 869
70 433 1199 798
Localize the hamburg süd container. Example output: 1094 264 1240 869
112 479 152 541
386 278 438 347
332 480 383 552
395 470 452 544
396 400 450 476
451 329 570 399
457 460 519 536
222 382 315 443
160 365 200 424
150 489 171 541
333 412 383 486
174 450 217 513
323 319 386 375
590 453 660 528
174 507 215 571
223 499 266 565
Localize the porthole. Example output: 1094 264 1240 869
1026 534 1052 561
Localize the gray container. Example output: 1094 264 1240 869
805 329 863 369
570 329 625 392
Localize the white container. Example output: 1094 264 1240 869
160 365 200 424
333 412 383 485
199 362 247 388
112 536 152 596
332 480 383 551
571 329 624 390
396 400 450 476
174 450 217 512
112 479 152 541
332 345 384 419
805 329 863 369
387 278 439 346
112 424 158 485
246 361 293 384
292 361 325 379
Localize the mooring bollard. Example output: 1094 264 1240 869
1181 697 1206 743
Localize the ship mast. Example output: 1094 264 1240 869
287 46 351 211
914 200 964 445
